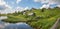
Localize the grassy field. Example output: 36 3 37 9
1 7 60 29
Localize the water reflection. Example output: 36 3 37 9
5 23 33 29
0 21 5 29
0 16 33 29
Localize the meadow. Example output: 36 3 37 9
1 7 60 29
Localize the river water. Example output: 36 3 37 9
0 16 33 29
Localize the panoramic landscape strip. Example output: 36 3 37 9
0 7 60 29
0 0 60 29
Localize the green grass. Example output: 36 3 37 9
1 7 60 29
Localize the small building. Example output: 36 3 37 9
23 12 26 15
28 12 36 16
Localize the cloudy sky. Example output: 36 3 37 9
0 0 60 14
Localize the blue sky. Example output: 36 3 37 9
3 0 60 9
4 0 43 9
0 0 60 9
0 0 60 14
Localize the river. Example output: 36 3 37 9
0 16 33 29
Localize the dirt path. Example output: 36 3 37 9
50 18 60 29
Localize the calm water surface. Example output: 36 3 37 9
0 16 33 29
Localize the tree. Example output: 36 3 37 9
18 11 21 14
33 12 36 17
41 8 45 12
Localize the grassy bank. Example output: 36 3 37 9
1 7 60 29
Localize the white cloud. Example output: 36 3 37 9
40 4 50 9
34 0 49 3
16 0 21 4
15 6 23 12
0 0 12 9
0 24 5 28
0 6 29 14
5 5 12 9
15 6 29 12
0 0 13 14
34 0 60 4
57 5 60 7
16 22 28 25
24 7 29 10
0 0 6 5
34 0 60 8
4 23 10 26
